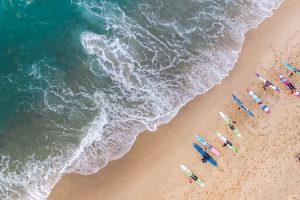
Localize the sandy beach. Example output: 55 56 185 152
48 0 300 199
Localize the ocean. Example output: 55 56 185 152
0 0 283 199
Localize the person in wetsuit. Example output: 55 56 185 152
289 70 297 77
229 120 236 130
201 152 211 163
263 81 271 90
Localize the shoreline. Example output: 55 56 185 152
49 0 300 199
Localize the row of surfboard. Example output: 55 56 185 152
180 111 240 187
180 62 300 187
233 71 300 118
231 70 300 118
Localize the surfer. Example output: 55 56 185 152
189 174 198 183
222 140 232 148
201 157 208 163
286 83 297 95
229 120 237 130
188 174 198 183
289 69 297 77
201 153 210 163
263 81 271 90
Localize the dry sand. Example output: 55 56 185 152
49 0 300 199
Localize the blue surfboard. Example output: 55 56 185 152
232 95 254 117
193 143 217 166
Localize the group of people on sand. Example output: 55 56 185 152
187 68 300 184
263 69 298 95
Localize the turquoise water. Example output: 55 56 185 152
0 0 283 199
0 0 94 138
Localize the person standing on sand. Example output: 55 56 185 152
289 69 297 77
263 81 271 90
229 120 236 130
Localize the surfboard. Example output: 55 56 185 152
216 132 239 153
283 62 300 75
180 164 205 187
255 72 280 92
219 112 241 137
247 90 270 113
232 95 254 117
195 134 220 156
